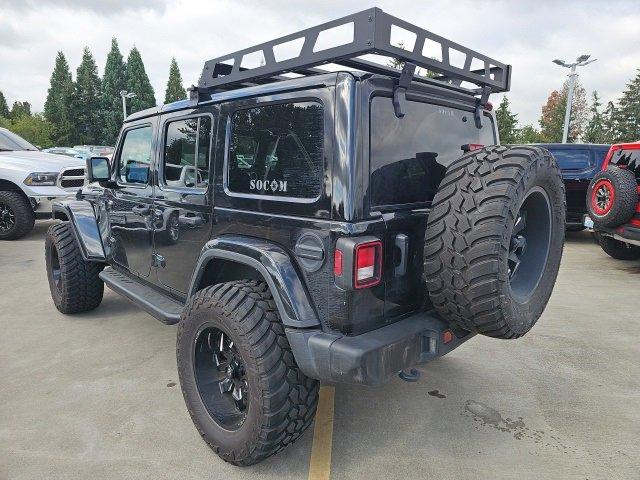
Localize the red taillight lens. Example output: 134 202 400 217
354 241 382 288
461 143 484 153
334 249 343 277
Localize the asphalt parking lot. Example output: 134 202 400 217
1 221 639 480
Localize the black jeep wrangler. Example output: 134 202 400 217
44 8 565 466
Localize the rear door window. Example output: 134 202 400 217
163 116 212 189
369 98 496 208
227 102 324 199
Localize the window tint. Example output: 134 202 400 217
164 116 211 188
228 102 323 198
546 148 591 171
370 98 495 207
118 126 153 184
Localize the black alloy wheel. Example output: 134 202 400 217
508 186 552 300
194 326 249 431
0 201 16 233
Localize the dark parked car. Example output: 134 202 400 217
536 143 610 230
585 142 640 260
44 8 565 466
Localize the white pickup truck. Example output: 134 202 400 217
0 127 86 240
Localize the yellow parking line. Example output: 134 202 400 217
308 385 335 480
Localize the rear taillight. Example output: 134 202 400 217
461 143 485 153
334 237 383 290
354 241 382 288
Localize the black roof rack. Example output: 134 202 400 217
196 7 511 98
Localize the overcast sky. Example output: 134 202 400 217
0 0 638 128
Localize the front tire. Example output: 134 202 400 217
45 223 104 313
596 234 640 260
424 145 566 339
0 191 35 240
177 280 319 466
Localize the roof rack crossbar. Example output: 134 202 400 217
198 8 511 95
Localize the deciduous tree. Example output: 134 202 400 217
10 101 31 119
539 78 588 143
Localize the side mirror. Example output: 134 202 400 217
87 156 111 183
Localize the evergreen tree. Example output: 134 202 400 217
584 91 605 143
615 69 640 142
100 38 127 145
0 90 9 118
602 101 619 143
495 96 519 144
125 46 156 114
164 57 187 104
10 101 31 119
44 51 75 146
72 47 102 145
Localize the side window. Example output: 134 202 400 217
163 116 212 189
118 126 153 184
227 102 324 199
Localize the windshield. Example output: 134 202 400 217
0 129 38 151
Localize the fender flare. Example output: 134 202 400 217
188 235 320 328
52 200 105 262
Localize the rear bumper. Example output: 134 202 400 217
286 311 474 386
585 215 640 247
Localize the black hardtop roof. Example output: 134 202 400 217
194 7 510 99
124 68 484 124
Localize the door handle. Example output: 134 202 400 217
132 205 151 215
394 233 408 276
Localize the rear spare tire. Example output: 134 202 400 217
424 145 565 339
587 167 637 228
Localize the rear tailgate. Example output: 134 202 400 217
368 96 496 321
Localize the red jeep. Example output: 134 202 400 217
585 142 640 260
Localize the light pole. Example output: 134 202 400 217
119 90 136 120
552 55 597 143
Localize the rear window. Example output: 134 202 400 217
546 148 591 171
227 102 324 199
369 98 495 207
610 148 640 181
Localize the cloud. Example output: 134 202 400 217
0 0 638 131
0 0 167 15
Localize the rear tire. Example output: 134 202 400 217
0 191 35 240
424 145 565 339
596 234 640 260
177 280 319 466
45 222 104 313
587 168 638 228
